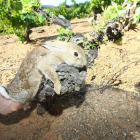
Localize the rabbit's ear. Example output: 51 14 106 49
41 41 66 53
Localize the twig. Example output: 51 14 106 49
86 85 111 92
0 67 19 70
122 0 128 7
99 59 140 94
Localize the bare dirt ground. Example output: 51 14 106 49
0 17 140 140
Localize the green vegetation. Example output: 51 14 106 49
51 0 140 20
103 3 125 21
57 27 73 42
51 0 125 20
56 27 96 57
52 0 93 20
1 0 140 43
90 0 124 9
0 0 47 42
134 7 140 23
102 2 140 23
89 0 140 44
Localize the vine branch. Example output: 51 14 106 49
87 60 140 94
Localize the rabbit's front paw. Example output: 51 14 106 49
54 84 61 95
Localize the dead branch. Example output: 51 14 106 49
99 59 140 94
122 0 128 7
86 60 140 94
0 67 19 70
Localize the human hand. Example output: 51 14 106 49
0 94 29 115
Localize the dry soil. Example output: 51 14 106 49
0 17 140 140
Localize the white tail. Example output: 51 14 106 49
0 85 10 99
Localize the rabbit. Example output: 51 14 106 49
0 40 87 105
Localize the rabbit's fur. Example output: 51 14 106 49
0 40 87 104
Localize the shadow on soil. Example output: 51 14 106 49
71 21 87 24
0 102 37 125
0 86 88 125
30 31 90 45
44 86 140 140
37 88 88 116
30 35 59 46
0 84 140 139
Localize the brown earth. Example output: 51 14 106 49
0 17 140 140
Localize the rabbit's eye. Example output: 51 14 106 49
74 52 78 56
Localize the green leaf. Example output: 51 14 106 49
84 51 88 55
117 5 125 10
111 13 118 19
86 45 90 49
135 7 140 15
91 44 95 48
114 37 122 44
39 15 44 23
27 13 35 20
77 39 84 45
46 9 50 15
60 35 64 40
133 15 140 24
